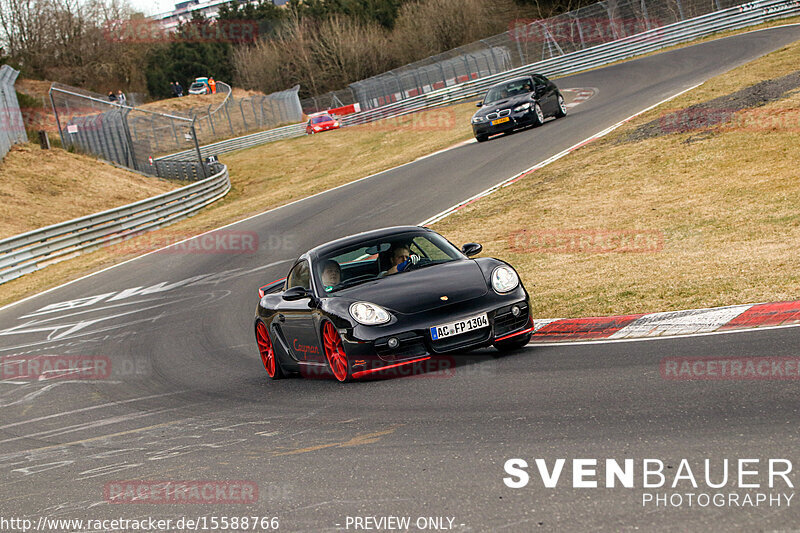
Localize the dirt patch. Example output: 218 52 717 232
624 70 800 142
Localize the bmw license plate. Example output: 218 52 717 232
491 117 510 126
430 313 489 340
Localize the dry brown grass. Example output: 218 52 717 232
137 92 229 114
0 143 183 239
433 41 800 318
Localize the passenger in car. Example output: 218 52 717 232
320 260 342 291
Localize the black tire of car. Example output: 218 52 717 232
532 103 544 126
493 332 532 352
555 94 567 118
476 134 489 142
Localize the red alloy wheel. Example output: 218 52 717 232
322 321 349 381
256 321 276 378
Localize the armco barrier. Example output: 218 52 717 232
157 123 307 161
0 164 230 284
158 0 800 161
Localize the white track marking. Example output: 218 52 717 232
0 391 186 431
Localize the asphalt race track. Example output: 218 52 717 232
2 26 800 532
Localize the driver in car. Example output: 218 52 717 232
320 260 342 292
384 244 419 275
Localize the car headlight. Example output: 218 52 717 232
333 121 339 127
471 116 487 124
349 302 391 325
491 266 519 293
513 102 531 113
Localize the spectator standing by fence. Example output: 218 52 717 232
209 77 216 94
117 90 127 105
108 91 117 102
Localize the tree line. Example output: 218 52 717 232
0 0 594 101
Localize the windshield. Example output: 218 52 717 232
190 83 205 90
483 79 533 104
311 115 333 124
313 231 464 294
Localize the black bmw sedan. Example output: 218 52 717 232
471 74 566 142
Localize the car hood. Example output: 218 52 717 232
334 260 489 314
474 95 531 118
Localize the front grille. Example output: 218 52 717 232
485 109 511 120
494 303 530 337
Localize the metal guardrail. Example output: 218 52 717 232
159 0 800 159
0 164 230 284
157 123 307 161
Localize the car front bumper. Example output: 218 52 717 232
472 109 538 136
339 293 532 377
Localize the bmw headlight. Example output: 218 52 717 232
513 102 531 113
491 266 519 293
349 302 391 325
471 116 488 124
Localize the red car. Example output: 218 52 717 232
306 113 340 134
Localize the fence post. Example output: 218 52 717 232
191 121 207 179
49 90 66 150
239 100 248 130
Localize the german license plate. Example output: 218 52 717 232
491 117 510 126
430 313 489 340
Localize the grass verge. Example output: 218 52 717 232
0 143 183 239
432 39 800 318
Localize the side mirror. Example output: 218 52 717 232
476 101 483 107
461 243 482 257
283 286 310 301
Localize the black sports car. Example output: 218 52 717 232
471 74 566 142
254 226 533 382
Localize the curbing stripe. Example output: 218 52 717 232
719 301 800 330
531 301 800 342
